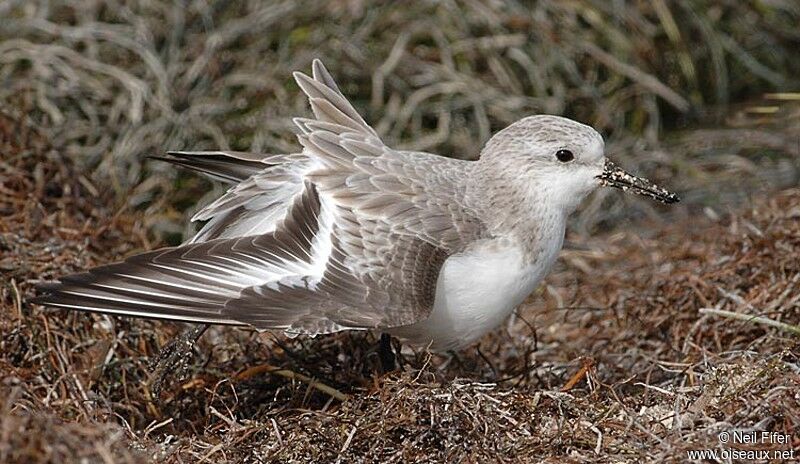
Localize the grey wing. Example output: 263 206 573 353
33 59 487 334
148 150 319 244
33 178 463 332
188 153 319 243
224 210 453 331
32 181 326 326
225 60 488 331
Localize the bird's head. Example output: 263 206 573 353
479 115 679 215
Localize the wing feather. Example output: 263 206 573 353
226 59 489 331
32 183 325 325
151 151 269 184
34 60 489 336
190 154 316 242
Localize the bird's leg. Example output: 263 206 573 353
378 332 396 373
447 350 465 371
149 324 208 400
391 335 405 370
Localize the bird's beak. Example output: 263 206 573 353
597 159 679 204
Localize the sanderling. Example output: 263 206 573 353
33 60 678 352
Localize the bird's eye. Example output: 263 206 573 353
555 149 574 162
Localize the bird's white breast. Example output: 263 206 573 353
389 233 563 351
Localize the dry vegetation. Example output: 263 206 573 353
1 1 800 462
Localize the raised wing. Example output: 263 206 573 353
189 153 318 243
224 60 488 330
34 60 488 334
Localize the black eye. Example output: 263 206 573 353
555 149 574 162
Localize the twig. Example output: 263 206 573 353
236 364 350 401
581 42 690 112
561 358 595 392
338 425 357 459
699 308 800 337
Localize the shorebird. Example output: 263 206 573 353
33 60 678 353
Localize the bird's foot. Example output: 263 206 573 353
378 333 398 373
148 324 208 400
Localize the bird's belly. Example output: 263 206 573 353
389 239 558 351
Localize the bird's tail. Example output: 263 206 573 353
149 150 270 184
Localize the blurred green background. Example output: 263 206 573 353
2 0 799 243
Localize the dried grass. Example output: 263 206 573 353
2 107 799 461
2 1 800 462
1 1 799 238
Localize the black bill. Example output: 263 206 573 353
597 159 680 204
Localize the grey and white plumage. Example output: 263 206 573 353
32 60 678 351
